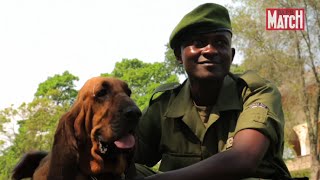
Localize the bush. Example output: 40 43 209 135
290 169 310 178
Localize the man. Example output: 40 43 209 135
134 3 292 180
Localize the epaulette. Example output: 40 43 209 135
239 70 268 92
153 82 180 94
149 82 181 105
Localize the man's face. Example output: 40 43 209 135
177 31 234 81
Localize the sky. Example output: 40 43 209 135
0 0 239 110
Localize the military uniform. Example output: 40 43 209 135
134 71 291 179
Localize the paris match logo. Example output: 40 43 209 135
266 8 305 30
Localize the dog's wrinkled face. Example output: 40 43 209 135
74 77 141 176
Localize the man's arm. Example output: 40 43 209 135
144 129 269 180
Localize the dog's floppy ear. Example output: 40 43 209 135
73 97 92 145
47 100 83 179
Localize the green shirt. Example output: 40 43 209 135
134 71 291 179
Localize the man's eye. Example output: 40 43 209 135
215 40 228 46
193 40 207 48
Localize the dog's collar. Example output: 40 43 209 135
90 176 98 180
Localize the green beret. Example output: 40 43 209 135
169 3 232 50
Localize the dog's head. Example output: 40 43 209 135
69 77 141 176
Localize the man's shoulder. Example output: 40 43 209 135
153 82 181 95
236 70 272 91
148 82 182 106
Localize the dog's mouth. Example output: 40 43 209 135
97 132 135 156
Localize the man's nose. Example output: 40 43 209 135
201 43 218 55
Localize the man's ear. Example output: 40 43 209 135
174 48 183 64
176 56 183 64
231 48 235 63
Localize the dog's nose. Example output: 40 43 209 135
124 106 142 120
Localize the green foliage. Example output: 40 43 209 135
230 64 245 74
0 71 78 179
290 169 310 178
101 58 179 110
18 99 69 150
0 99 70 179
283 142 297 160
0 149 20 180
0 105 18 147
35 71 79 105
164 43 186 77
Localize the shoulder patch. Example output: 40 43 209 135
249 102 268 110
226 137 234 149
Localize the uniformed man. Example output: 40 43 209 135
133 3 292 180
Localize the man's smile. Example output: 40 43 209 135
197 58 222 65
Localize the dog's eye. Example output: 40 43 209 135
127 88 132 96
95 88 108 97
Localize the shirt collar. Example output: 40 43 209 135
165 74 242 118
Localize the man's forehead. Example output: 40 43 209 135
195 31 231 38
188 31 232 41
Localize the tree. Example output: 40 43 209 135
0 99 70 179
164 43 186 77
0 105 18 151
101 58 179 110
0 71 78 179
35 71 79 105
230 0 320 178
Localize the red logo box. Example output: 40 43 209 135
266 8 305 30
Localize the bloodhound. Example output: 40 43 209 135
12 77 141 180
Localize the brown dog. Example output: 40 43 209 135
12 77 141 180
